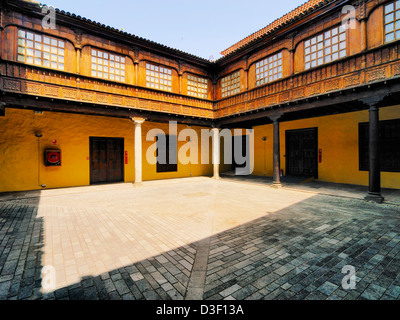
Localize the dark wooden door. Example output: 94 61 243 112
90 137 124 184
286 128 318 178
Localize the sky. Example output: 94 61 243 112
45 0 308 60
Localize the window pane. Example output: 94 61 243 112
385 3 400 43
305 25 346 68
90 48 126 82
386 32 395 42
145 63 172 91
386 3 394 13
255 52 283 87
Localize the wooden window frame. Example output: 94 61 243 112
146 63 172 92
304 25 347 70
221 71 241 98
384 1 400 43
17 29 65 70
187 74 208 99
91 48 126 82
255 52 283 87
359 119 400 173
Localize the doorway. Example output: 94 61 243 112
285 127 318 178
90 137 124 184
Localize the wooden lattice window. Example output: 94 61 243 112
17 29 65 70
305 25 346 70
384 1 400 42
146 63 172 91
187 74 208 99
221 71 240 98
91 49 126 82
255 52 283 86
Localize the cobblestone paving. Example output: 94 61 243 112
0 178 399 300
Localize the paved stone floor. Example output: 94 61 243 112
0 177 400 300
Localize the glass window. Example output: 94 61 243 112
221 71 240 98
187 74 208 99
255 52 283 86
91 48 126 82
17 29 65 70
304 26 346 70
385 1 400 42
145 63 172 91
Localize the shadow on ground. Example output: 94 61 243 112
1 185 400 300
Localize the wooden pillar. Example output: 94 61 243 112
212 127 220 180
76 49 81 74
365 105 384 203
134 61 139 86
270 115 282 188
361 19 367 52
131 117 146 184
361 97 386 203
244 68 249 91
289 50 295 76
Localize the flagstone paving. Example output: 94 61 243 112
0 177 399 300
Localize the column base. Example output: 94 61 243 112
271 182 283 189
133 181 143 187
365 192 384 204
212 175 221 180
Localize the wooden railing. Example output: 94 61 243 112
214 41 400 118
2 41 400 120
0 61 215 119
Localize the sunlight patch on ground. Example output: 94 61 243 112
34 178 315 291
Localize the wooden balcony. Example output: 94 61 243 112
215 41 400 121
2 41 400 125
0 60 215 122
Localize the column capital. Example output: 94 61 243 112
359 95 387 108
131 117 146 125
269 113 282 123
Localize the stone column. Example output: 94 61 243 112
212 127 220 180
131 117 146 184
270 115 282 188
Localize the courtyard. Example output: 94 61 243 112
0 177 400 300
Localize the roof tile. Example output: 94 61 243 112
220 0 332 56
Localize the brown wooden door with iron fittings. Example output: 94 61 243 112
90 137 124 184
285 128 318 178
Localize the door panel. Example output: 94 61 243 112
90 137 124 184
286 128 318 178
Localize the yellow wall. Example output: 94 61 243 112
0 108 214 193
141 122 213 181
253 105 400 189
